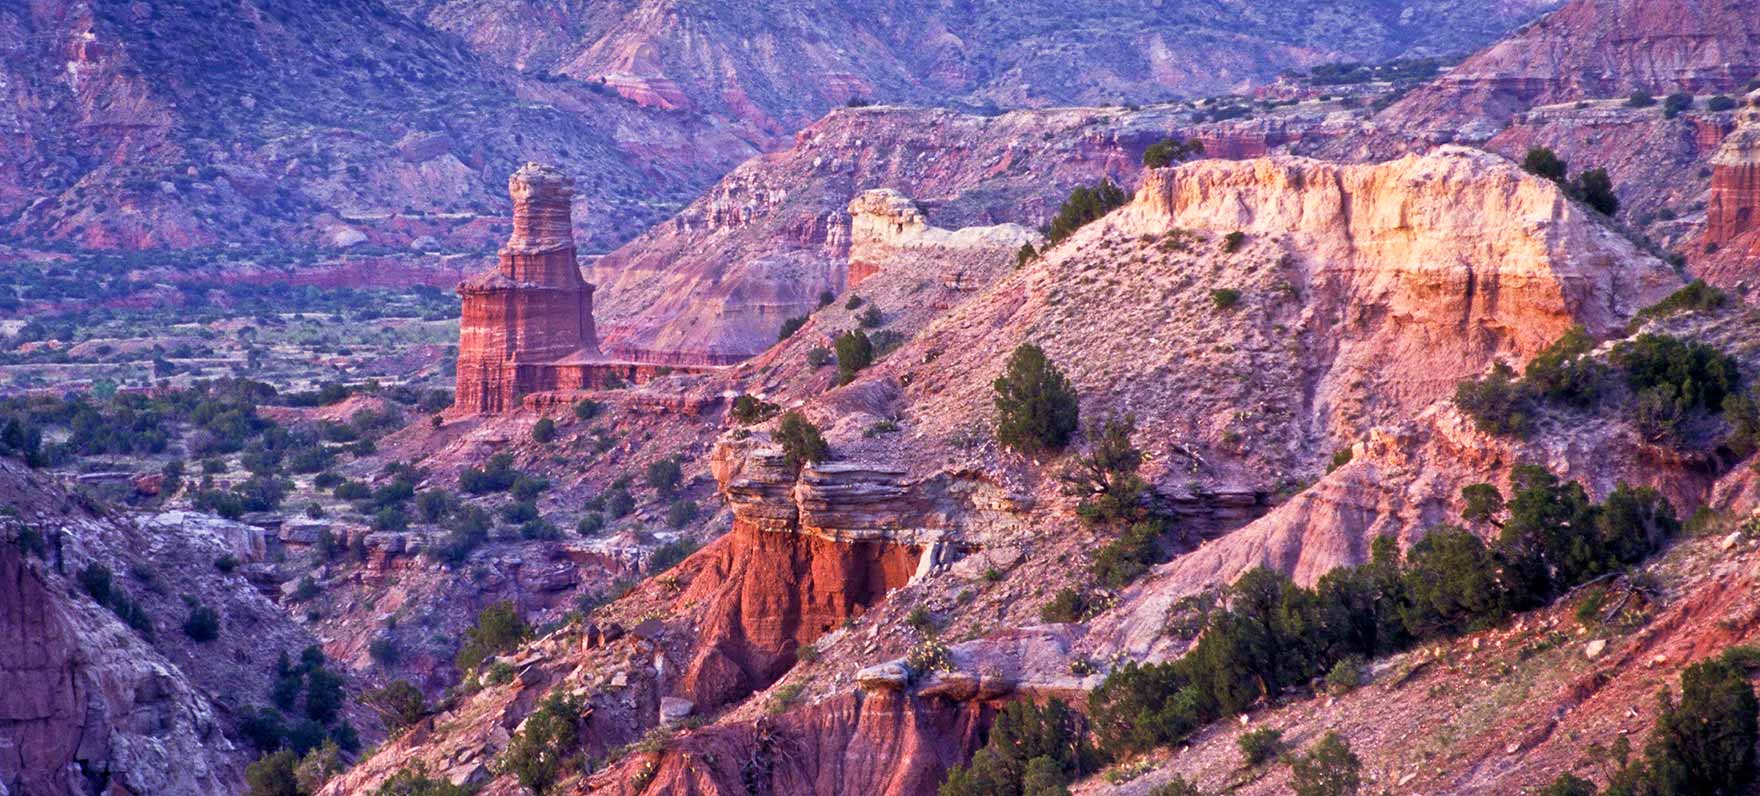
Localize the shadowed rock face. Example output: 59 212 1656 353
454 164 602 413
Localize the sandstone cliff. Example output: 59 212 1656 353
1700 94 1760 285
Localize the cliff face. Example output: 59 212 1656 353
1380 0 1760 141
0 461 321 796
1707 98 1760 250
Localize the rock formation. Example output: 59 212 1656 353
1708 96 1760 248
455 164 690 413
845 189 1040 289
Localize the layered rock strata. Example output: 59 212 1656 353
455 165 718 413
1708 96 1760 248
845 189 1041 289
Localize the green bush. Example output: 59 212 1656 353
938 699 1101 796
496 692 584 795
777 315 807 341
1522 146 1569 183
1209 288 1241 309
454 601 529 674
1289 732 1361 796
1040 588 1092 623
776 411 830 472
1236 726 1283 767
649 538 699 572
1143 137 1204 168
731 394 779 425
530 417 556 444
1574 168 1619 216
245 750 301 796
375 766 469 796
1627 91 1657 108
1453 363 1533 436
1637 280 1728 321
1045 181 1128 245
1663 92 1694 118
835 329 874 385
1221 231 1246 253
183 603 222 642
994 343 1080 455
665 499 699 528
645 457 683 497
1523 326 1605 408
572 399 602 421
1708 95 1739 112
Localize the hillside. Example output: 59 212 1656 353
317 146 1727 796
0 0 753 252
394 0 1559 133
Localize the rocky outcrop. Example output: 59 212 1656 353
455 164 634 414
1707 97 1760 248
845 189 1040 289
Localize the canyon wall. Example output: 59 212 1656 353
1707 98 1760 249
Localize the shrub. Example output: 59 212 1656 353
1638 655 1758 795
1708 94 1739 112
1222 231 1246 253
572 399 602 421
496 692 583 795
1209 288 1241 309
454 601 528 674
1143 137 1203 168
1016 243 1037 268
1326 656 1365 694
304 668 345 723
776 411 830 472
858 305 885 328
183 603 221 642
1522 146 1569 184
1523 326 1606 407
1149 776 1204 796
245 750 301 796
806 347 833 368
415 489 455 523
845 294 864 310
375 765 469 796
1637 279 1728 321
1091 520 1168 588
1046 180 1128 245
648 538 699 572
777 315 807 341
731 394 779 425
1040 588 1092 623
1289 732 1361 796
994 343 1080 455
645 457 684 497
1064 416 1148 525
1237 726 1284 767
459 453 518 494
576 512 605 536
665 499 698 528
1453 363 1533 436
1627 91 1657 108
501 502 541 526
1574 168 1619 216
1663 92 1693 118
78 563 113 604
938 699 1101 796
1612 334 1739 414
530 417 556 444
835 329 874 385
214 554 238 573
1541 773 1597 796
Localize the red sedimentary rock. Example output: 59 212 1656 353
1708 102 1760 248
454 164 605 413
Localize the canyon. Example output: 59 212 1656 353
13 1 1760 795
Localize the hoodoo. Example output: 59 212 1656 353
454 164 623 413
